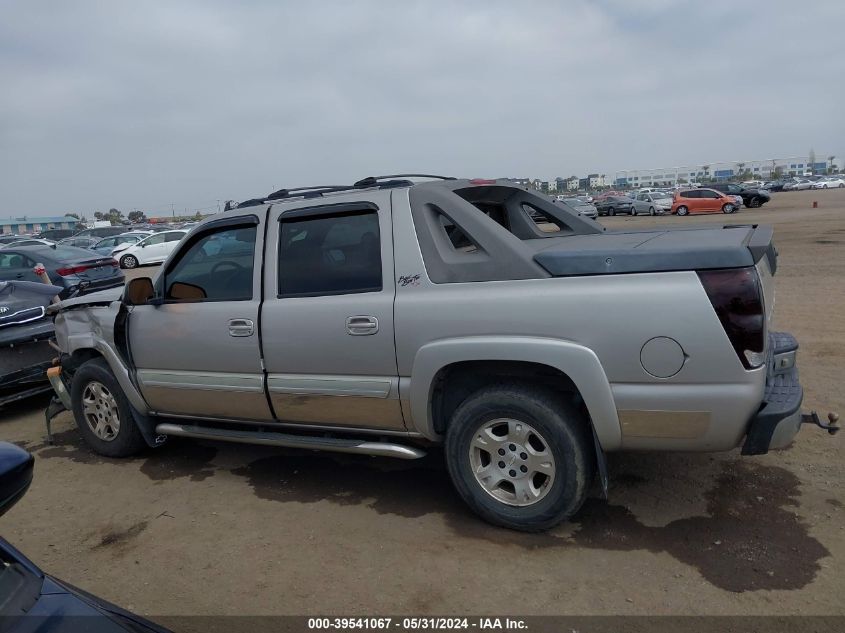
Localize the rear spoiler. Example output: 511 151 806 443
744 224 777 274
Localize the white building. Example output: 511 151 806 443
614 154 843 187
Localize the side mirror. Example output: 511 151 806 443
124 277 155 306
0 442 34 518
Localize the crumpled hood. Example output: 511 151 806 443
47 286 123 314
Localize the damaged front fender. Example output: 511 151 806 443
50 295 163 448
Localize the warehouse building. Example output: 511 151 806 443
1 215 80 235
614 155 843 187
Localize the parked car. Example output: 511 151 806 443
634 191 672 214
72 226 129 239
704 183 771 208
595 195 635 216
33 228 76 240
556 197 598 219
46 175 838 532
57 235 101 249
672 188 737 215
115 230 187 269
763 180 788 192
0 280 61 407
784 179 813 191
0 245 123 299
0 238 55 249
812 177 845 189
91 233 147 256
0 442 173 632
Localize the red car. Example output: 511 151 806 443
671 188 737 215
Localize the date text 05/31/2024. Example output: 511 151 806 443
307 618 528 630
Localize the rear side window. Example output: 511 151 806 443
143 234 166 246
278 211 382 297
680 190 699 198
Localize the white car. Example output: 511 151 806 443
0 238 55 249
116 230 187 269
812 177 845 189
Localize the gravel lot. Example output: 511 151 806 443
1 189 843 618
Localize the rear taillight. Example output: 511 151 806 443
56 264 90 276
697 267 766 369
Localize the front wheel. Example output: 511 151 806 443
676 205 689 216
70 358 146 457
748 196 762 208
608 207 616 216
120 254 138 269
445 384 594 532
722 203 735 214
649 206 655 216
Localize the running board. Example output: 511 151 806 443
154 423 427 460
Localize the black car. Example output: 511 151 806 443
763 180 788 192
72 226 127 239
0 281 59 407
0 442 173 632
32 229 75 241
594 195 635 216
702 183 771 208
0 245 124 299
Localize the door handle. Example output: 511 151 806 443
346 316 378 336
228 318 254 337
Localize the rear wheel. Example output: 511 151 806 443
676 205 689 216
629 207 637 216
649 206 655 216
608 207 616 216
120 254 138 269
445 383 594 532
71 358 146 457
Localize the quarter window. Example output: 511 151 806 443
164 225 257 302
278 211 382 297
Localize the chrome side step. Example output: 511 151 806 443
154 422 427 460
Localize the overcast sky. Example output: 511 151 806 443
1 0 843 217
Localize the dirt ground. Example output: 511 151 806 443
1 189 843 618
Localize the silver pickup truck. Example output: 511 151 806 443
47 175 838 531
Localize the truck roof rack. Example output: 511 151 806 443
237 175 454 209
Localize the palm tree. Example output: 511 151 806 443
736 162 745 180
829 155 836 174
701 165 710 181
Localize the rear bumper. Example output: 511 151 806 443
742 332 804 455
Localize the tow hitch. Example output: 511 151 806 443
802 411 840 435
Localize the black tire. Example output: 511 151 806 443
748 196 762 208
120 254 138 269
629 207 637 216
649 206 655 216
70 358 146 457
608 207 615 216
445 383 595 532
722 203 734 214
676 205 689 216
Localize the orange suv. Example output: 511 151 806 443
671 188 737 216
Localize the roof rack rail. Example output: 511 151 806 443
354 174 455 187
237 175 451 209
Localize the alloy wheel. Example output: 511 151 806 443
82 381 121 441
469 418 556 507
